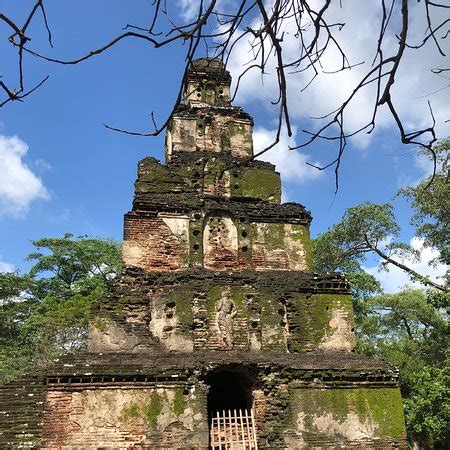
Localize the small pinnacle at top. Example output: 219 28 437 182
187 58 231 81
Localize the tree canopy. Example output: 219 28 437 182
0 234 121 382
313 140 449 292
399 138 450 266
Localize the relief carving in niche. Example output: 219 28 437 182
216 288 237 349
318 308 356 352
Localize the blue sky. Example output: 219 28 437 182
0 1 448 292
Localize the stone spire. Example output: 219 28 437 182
183 58 232 107
165 58 253 161
2 57 406 450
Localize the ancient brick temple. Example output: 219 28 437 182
1 59 406 449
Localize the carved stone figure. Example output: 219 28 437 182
216 289 237 349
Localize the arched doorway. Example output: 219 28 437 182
207 368 258 449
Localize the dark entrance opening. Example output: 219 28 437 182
207 368 257 448
207 368 253 413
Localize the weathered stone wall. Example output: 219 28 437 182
126 148 313 275
252 223 311 271
136 154 283 202
88 270 355 354
203 215 239 270
88 317 155 354
0 376 46 448
284 387 406 448
123 213 189 271
184 80 231 108
239 167 281 202
183 58 232 108
41 386 208 449
29 351 405 449
122 213 311 273
168 109 253 159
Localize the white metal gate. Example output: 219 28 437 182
210 408 258 449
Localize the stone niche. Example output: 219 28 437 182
203 214 239 270
122 213 190 271
41 387 208 449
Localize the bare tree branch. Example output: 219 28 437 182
1 0 447 188
363 233 448 292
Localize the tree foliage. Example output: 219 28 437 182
313 140 449 293
358 289 449 449
399 138 450 266
0 234 121 382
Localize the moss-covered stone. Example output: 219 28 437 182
228 122 250 142
188 213 204 267
170 290 194 334
287 293 354 352
93 319 107 332
289 387 405 442
259 291 286 350
289 224 312 269
143 391 164 429
240 168 281 202
263 223 285 251
173 388 186 416
121 403 140 421
136 158 181 193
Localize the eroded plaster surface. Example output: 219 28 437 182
253 223 309 270
285 387 405 448
149 292 194 352
88 319 146 353
42 388 206 449
319 308 356 352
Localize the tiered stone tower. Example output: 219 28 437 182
1 59 406 449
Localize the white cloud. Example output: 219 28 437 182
34 159 53 172
0 259 14 273
176 0 201 21
395 149 439 188
176 0 236 21
253 126 323 184
0 135 49 218
227 1 450 149
364 237 447 293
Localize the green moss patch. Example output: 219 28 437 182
290 387 405 440
240 168 281 202
136 158 180 193
121 403 140 421
143 391 164 429
263 223 285 251
173 388 186 416
287 293 354 351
